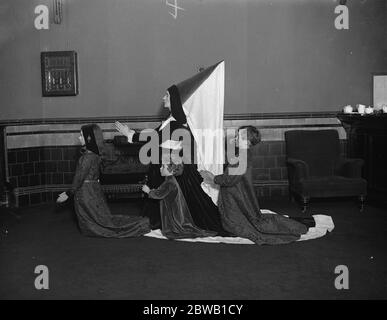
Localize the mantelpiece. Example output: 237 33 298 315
337 113 387 207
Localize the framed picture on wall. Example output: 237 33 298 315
373 73 387 109
41 51 79 96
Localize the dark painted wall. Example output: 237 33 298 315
0 0 386 120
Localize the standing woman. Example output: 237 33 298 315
57 124 150 238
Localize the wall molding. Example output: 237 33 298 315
0 111 340 126
6 123 342 137
4 113 346 149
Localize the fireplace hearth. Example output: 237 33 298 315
100 136 149 200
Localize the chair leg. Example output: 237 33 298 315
302 196 309 213
359 195 366 212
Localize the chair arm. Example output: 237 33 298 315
335 158 364 178
286 158 309 181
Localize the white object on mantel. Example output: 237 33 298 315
383 105 387 113
343 105 353 114
357 104 366 114
365 106 374 114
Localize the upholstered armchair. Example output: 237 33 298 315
284 130 367 212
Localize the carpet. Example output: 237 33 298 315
0 199 386 299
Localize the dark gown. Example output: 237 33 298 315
175 163 227 235
148 176 217 239
214 149 313 245
140 163 164 229
133 122 228 235
69 150 150 238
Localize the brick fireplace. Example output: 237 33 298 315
5 139 149 207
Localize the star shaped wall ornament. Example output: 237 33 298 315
166 0 185 19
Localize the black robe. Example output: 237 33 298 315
133 120 228 235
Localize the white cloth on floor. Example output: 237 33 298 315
143 209 335 244
298 214 334 242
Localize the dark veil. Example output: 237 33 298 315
167 85 187 124
81 124 105 156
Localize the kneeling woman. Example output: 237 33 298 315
56 124 150 238
201 126 314 245
142 161 217 240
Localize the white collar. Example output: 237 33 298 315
159 115 176 131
